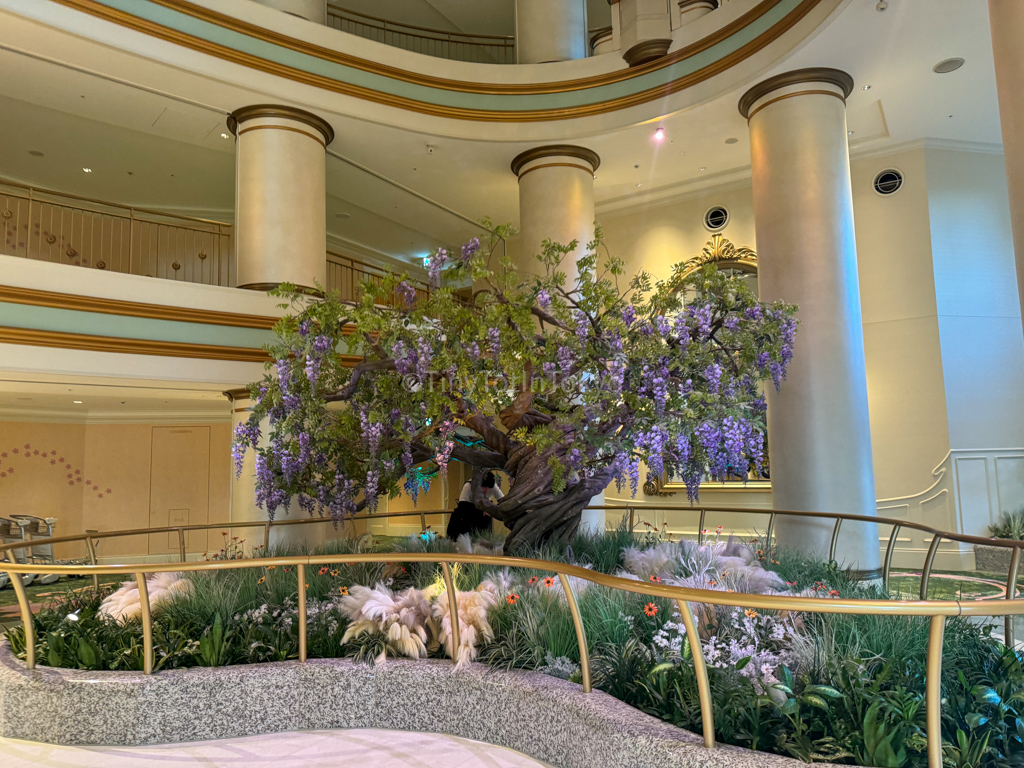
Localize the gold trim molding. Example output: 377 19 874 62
676 234 758 280
47 0 825 121
0 285 279 329
227 104 335 144
738 67 854 118
0 325 363 366
511 145 601 176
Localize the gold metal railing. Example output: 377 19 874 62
0 178 234 287
326 250 430 306
3 504 1023 768
325 4 515 64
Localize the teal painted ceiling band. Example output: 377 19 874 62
0 301 274 348
89 0 803 112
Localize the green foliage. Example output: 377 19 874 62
989 507 1024 540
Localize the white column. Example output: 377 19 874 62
251 0 326 24
675 0 716 29
511 145 600 277
618 0 672 67
988 0 1024 333
229 105 333 293
515 0 588 64
227 389 326 552
511 145 605 533
739 69 880 574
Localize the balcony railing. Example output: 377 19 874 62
0 179 428 305
0 179 234 287
325 4 515 64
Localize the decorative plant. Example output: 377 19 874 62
989 507 1024 541
234 228 798 550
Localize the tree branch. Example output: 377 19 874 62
324 359 396 402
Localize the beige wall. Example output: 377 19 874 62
0 420 230 559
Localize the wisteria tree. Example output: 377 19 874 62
233 228 797 551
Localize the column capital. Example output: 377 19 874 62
224 388 252 402
738 68 854 119
678 0 718 10
511 145 601 178
227 104 335 145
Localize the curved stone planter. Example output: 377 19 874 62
0 643 836 768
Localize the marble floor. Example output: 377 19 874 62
0 729 553 767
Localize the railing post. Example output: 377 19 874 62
765 512 776 549
440 562 461 664
883 524 900 592
6 552 34 669
85 535 99 592
297 563 307 663
557 572 591 693
419 511 427 532
1006 546 1021 648
128 208 135 275
676 598 715 749
698 509 706 545
628 507 634 532
134 572 154 674
177 528 187 563
920 533 943 601
263 521 272 555
828 518 842 563
925 615 945 768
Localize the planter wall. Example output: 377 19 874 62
975 544 1015 573
0 643 842 768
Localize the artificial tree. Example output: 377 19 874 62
233 228 797 551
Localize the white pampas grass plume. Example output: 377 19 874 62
432 587 498 667
622 541 680 580
339 583 434 660
98 572 192 622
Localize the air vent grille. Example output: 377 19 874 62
873 169 903 196
703 206 729 231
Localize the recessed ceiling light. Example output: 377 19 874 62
848 130 854 136
724 138 739 145
220 133 230 139
933 58 965 74
335 212 351 219
862 85 871 90
82 168 92 173
28 150 44 157
73 400 83 404
635 183 643 187
653 127 665 141
699 167 707 171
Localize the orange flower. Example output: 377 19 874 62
339 586 349 596
527 576 539 586
318 566 328 575
506 593 519 605
543 577 555 588
786 581 798 586
267 565 276 571
330 570 339 577
709 580 718 586
722 571 729 577
257 577 266 584
829 589 840 597
643 603 658 617
649 575 662 583
745 608 758 618
771 559 780 565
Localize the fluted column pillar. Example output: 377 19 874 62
988 0 1024 332
739 69 880 574
511 145 605 532
251 0 325 24
229 105 334 293
227 389 326 552
515 0 588 63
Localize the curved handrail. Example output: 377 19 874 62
327 4 515 42
3 503 1022 768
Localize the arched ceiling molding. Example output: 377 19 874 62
41 0 834 122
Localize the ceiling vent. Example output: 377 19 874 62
703 205 729 232
873 169 904 196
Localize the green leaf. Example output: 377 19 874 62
965 712 990 729
972 685 1001 705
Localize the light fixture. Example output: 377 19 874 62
28 150 44 157
862 85 871 91
848 130 854 136
724 138 739 145
875 0 887 10
335 212 351 219
220 132 230 139
699 166 706 171
933 58 965 74
653 127 665 141
73 400 83 404
635 183 643 187
82 168 92 173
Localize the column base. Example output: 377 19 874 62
623 39 672 67
238 282 323 296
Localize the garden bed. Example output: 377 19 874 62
0 643 835 768
3 528 1022 767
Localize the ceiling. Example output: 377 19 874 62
0 378 230 421
0 0 1003 264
